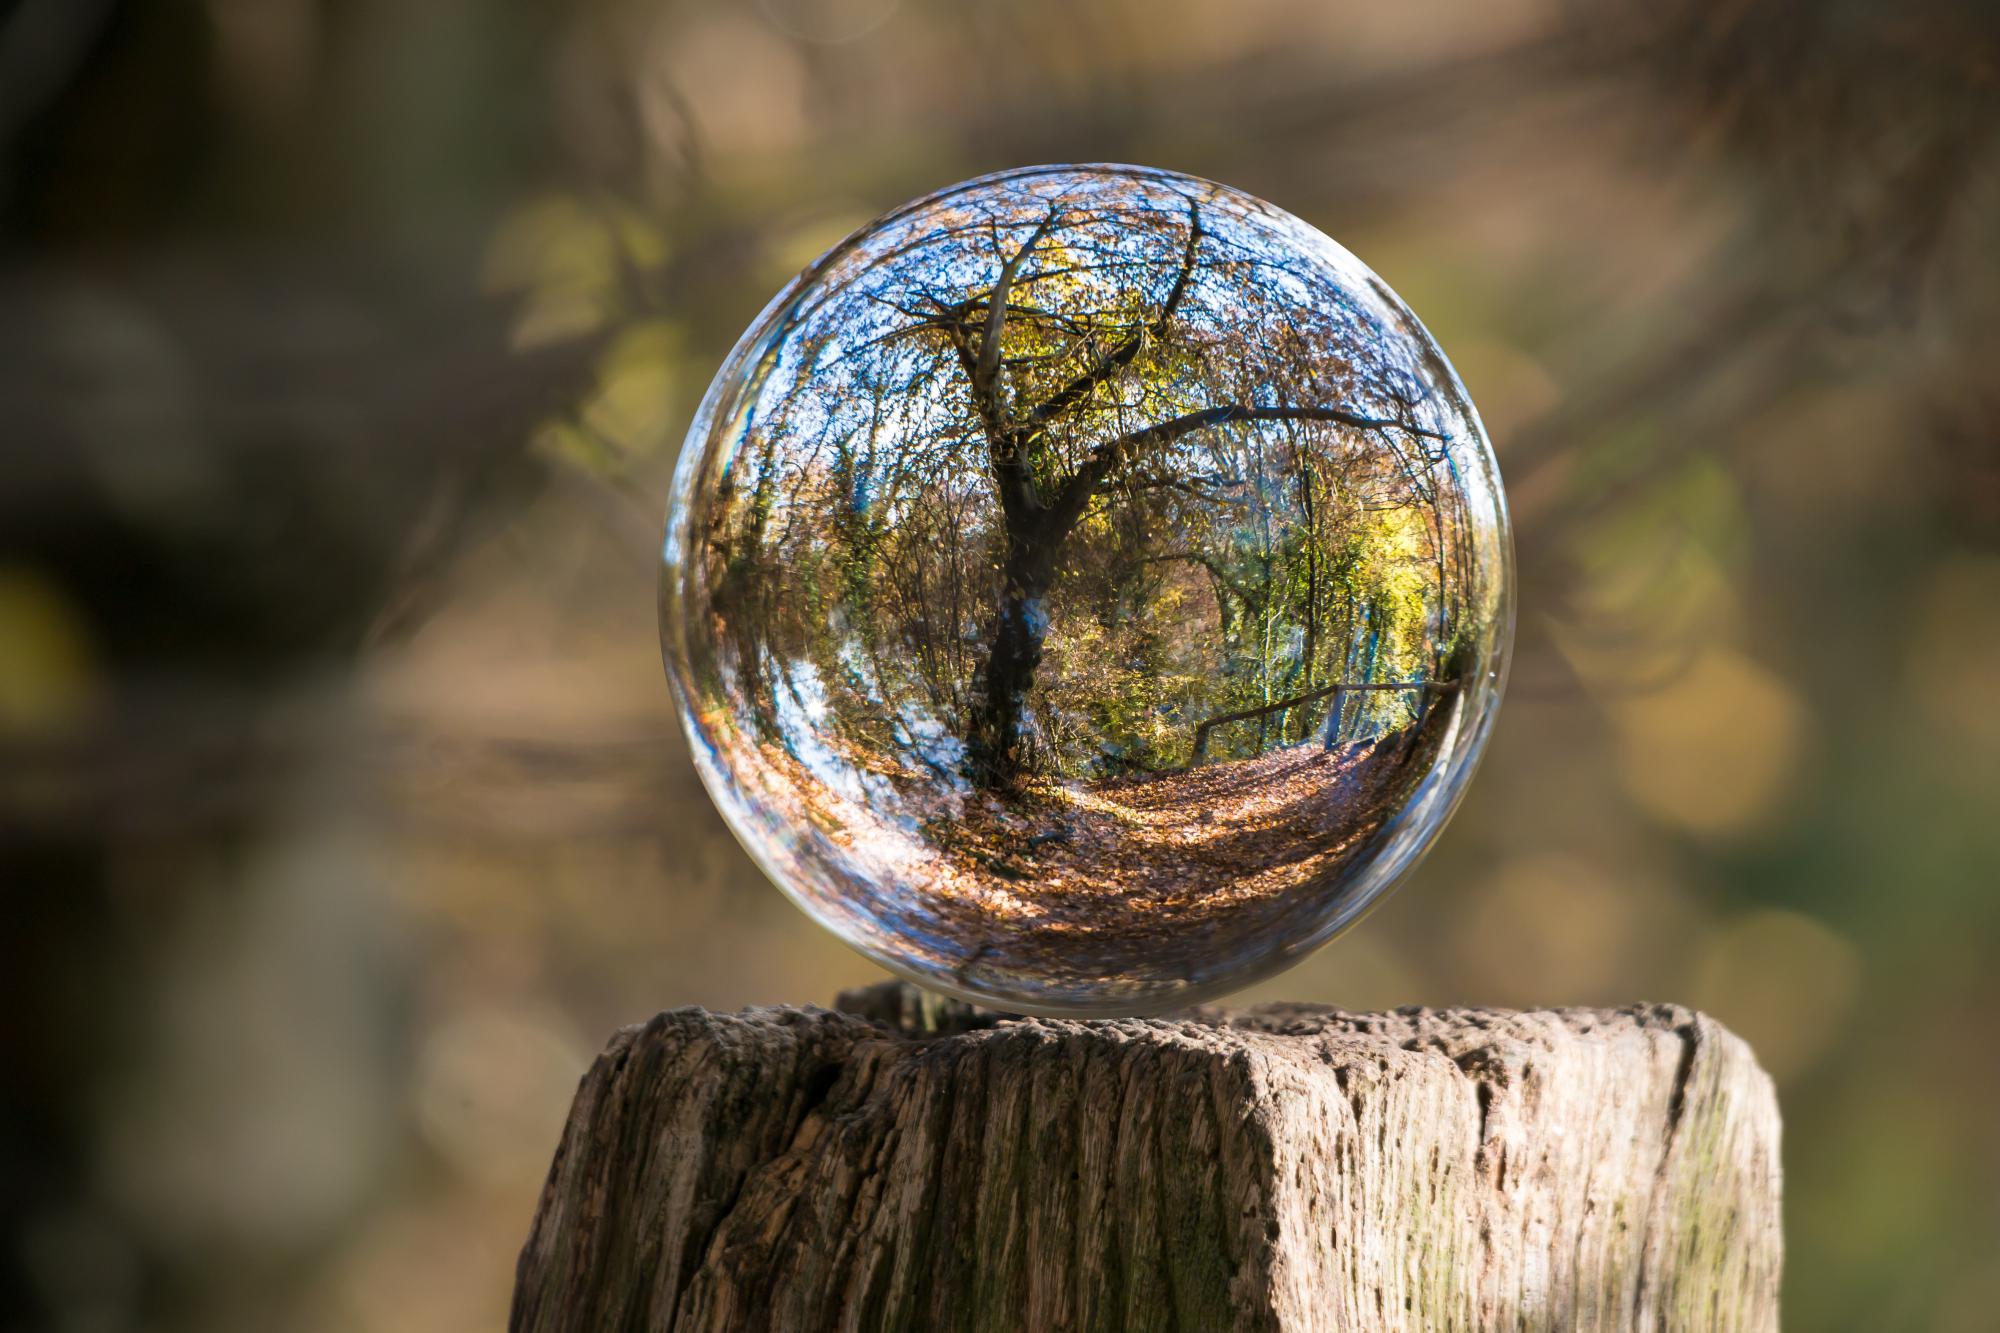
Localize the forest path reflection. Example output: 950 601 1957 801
897 724 1443 997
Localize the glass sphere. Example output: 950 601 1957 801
661 165 1512 1015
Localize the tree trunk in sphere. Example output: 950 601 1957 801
967 543 1051 787
512 982 1782 1332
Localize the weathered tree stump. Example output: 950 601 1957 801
512 982 1781 1332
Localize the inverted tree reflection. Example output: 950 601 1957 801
694 169 1483 788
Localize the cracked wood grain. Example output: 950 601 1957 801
512 982 1780 1332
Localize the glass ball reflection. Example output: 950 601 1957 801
661 165 1512 1014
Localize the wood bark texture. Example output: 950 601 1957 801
513 982 1781 1332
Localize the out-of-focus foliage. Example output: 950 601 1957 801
1 1 1995 1330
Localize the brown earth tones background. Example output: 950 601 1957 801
3 2 1998 1330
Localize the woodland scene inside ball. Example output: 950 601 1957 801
662 164 1511 1013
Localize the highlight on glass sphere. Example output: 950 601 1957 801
661 164 1512 1015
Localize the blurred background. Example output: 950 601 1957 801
2 0 1995 1328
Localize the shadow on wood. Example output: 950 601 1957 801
512 982 1781 1332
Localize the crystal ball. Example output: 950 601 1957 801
661 164 1512 1014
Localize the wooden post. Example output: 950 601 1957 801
513 982 1782 1332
